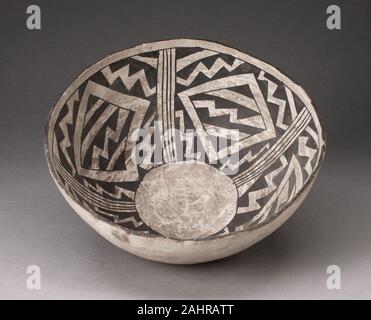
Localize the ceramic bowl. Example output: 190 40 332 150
45 39 325 264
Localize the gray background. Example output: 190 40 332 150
1 0 370 299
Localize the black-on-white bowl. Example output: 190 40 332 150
45 39 325 264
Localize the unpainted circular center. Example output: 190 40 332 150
135 162 237 240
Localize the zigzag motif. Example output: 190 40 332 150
177 58 244 86
83 179 135 201
258 71 288 130
298 136 317 176
53 155 136 210
193 100 265 129
234 107 311 186
58 91 79 174
115 216 143 227
94 207 142 227
237 155 288 214
101 65 156 97
250 155 303 225
91 108 129 169
203 124 250 141
219 143 270 173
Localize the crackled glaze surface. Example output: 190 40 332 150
45 39 325 263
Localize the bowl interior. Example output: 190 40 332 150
45 40 324 241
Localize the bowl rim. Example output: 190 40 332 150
44 38 326 242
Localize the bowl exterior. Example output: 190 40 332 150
53 172 317 264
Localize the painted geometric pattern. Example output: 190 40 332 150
47 44 323 237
